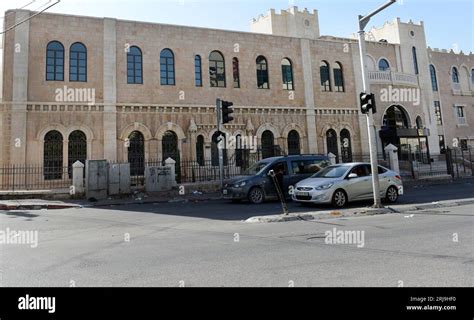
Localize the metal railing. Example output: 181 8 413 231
0 165 71 191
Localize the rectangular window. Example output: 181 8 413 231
456 106 466 125
434 101 443 125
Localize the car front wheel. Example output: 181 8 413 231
385 186 399 203
248 187 265 204
332 189 347 208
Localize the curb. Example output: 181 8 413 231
86 196 223 208
245 208 391 223
0 204 82 211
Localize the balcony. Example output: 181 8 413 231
368 71 419 87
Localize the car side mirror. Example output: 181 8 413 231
348 173 358 179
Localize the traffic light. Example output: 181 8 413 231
360 92 377 115
222 100 234 124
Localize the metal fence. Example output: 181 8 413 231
334 153 391 170
0 165 71 191
1 148 471 191
399 146 473 179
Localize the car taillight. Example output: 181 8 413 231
395 175 401 180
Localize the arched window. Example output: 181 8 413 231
320 61 331 91
326 129 339 163
256 56 269 89
333 62 344 92
235 134 244 167
162 130 181 183
196 135 204 166
340 129 352 163
160 49 175 85
287 130 300 155
46 41 64 81
412 47 419 75
416 116 423 129
211 131 227 166
233 58 240 88
383 106 410 129
281 58 294 90
261 130 275 159
429 64 438 91
209 51 226 87
127 46 143 84
471 69 474 85
162 131 179 162
68 130 87 178
44 130 63 180
195 55 202 87
70 42 87 82
452 67 459 83
378 58 390 71
128 131 145 176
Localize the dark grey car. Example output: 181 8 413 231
222 155 330 204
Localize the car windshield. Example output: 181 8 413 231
311 165 350 178
242 161 270 175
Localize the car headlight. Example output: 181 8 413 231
316 183 334 190
233 181 247 188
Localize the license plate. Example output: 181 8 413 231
223 189 228 195
296 192 309 197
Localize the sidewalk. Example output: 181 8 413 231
244 198 474 223
0 190 223 210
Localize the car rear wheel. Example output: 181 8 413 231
386 186 399 203
248 187 265 204
332 189 347 208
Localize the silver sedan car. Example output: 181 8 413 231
292 163 403 207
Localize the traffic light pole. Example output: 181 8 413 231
216 99 224 191
357 0 396 208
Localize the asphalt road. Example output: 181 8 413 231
0 181 473 287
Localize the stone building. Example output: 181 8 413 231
0 6 472 175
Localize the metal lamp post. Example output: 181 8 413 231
358 0 397 208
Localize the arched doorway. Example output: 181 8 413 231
44 130 63 180
340 129 352 163
261 130 275 159
287 130 301 155
380 105 430 162
68 130 87 178
326 129 339 163
128 131 145 176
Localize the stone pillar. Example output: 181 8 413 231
384 144 399 174
10 11 30 165
165 157 177 186
103 18 118 161
300 39 318 153
328 152 336 165
72 161 85 196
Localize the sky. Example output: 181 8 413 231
0 0 473 52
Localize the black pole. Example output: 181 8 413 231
268 169 289 216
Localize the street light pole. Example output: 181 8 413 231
358 0 397 208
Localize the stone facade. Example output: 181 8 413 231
0 7 472 168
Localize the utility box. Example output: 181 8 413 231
85 160 108 200
109 163 131 196
145 166 173 192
